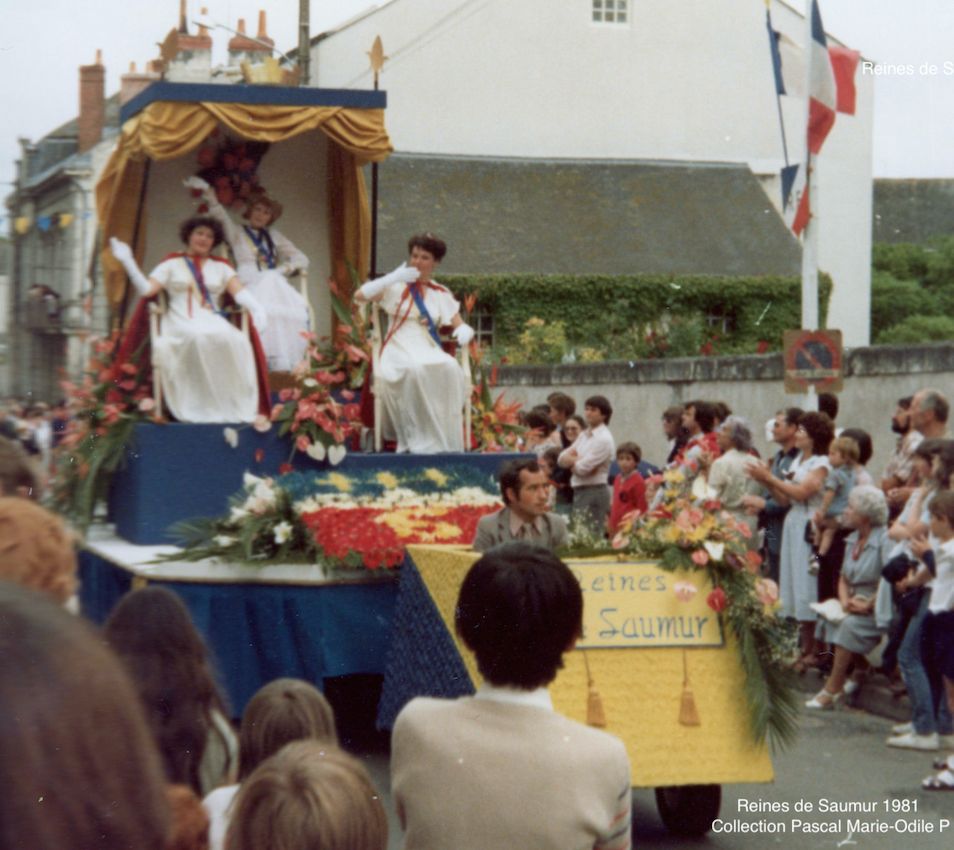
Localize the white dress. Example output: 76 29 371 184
149 256 259 424
778 452 831 620
205 196 310 371
378 281 468 453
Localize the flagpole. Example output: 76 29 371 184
800 0 819 410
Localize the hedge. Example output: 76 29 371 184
440 273 832 359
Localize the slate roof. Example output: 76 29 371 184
372 154 801 276
873 179 954 244
24 94 121 186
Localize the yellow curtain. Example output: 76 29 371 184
96 100 392 311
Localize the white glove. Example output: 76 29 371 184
452 323 475 346
358 263 419 300
278 262 298 277
234 287 268 332
109 237 151 296
183 175 212 194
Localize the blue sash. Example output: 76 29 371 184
243 226 277 270
184 257 227 318
408 284 442 346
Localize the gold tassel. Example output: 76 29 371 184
679 648 701 726
582 651 607 728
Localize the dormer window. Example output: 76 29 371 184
592 0 628 24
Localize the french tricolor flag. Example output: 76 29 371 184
781 163 810 237
807 0 858 153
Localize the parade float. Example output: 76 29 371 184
54 9 796 837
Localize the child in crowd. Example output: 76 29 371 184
204 678 338 850
609 442 647 535
813 435 860 560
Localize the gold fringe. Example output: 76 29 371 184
679 648 701 726
582 650 607 728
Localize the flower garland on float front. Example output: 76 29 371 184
564 464 800 750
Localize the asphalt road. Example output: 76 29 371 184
359 702 954 850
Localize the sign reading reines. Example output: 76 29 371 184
568 560 725 649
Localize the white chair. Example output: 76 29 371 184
368 302 472 452
291 268 317 337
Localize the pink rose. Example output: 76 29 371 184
755 578 779 608
691 549 709 566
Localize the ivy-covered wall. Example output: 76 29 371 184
442 273 832 361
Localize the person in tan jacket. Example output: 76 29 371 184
391 542 632 850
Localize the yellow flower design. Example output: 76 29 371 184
423 468 448 487
376 471 399 489
324 472 352 492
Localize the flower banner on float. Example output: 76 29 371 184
165 466 500 570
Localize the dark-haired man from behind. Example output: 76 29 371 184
391 543 632 850
473 459 568 552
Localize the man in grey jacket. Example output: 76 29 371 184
473 458 569 552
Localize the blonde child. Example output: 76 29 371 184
813 435 860 558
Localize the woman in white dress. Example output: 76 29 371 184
748 410 834 671
355 233 475 453
109 217 268 424
185 177 310 372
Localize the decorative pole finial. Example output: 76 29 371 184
368 36 387 89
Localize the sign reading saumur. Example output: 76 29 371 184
566 561 725 649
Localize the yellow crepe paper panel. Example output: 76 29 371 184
406 545 774 788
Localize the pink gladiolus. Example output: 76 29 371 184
138 398 156 412
611 532 630 550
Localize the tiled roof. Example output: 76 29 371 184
373 154 801 276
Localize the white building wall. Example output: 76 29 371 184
313 0 874 345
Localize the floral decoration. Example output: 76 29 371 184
564 465 798 750
166 466 500 570
192 130 270 210
53 333 160 529
271 278 370 464
458 292 525 452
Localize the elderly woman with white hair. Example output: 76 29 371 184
704 415 761 536
806 485 893 709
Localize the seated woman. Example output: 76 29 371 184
110 217 269 424
185 177 311 372
355 233 475 453
805 486 892 709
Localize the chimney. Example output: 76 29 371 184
228 14 274 65
120 61 160 105
78 49 105 153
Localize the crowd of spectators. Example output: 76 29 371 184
5 383 954 850
513 388 954 792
